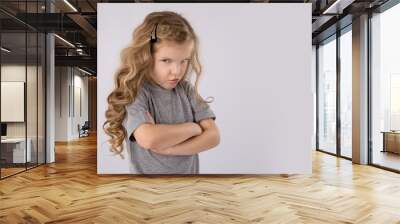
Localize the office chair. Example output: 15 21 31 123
79 121 90 138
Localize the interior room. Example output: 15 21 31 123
0 0 399 223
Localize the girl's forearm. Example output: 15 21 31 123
154 128 220 156
147 122 201 151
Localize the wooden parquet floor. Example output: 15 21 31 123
1 134 400 223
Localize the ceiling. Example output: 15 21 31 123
0 0 392 75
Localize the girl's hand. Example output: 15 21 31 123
146 111 155 124
191 122 202 136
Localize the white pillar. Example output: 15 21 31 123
352 14 369 164
45 1 55 163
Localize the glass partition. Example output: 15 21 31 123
0 1 46 179
317 36 337 155
371 3 400 171
27 31 38 170
1 31 28 178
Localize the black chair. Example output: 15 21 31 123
78 121 90 138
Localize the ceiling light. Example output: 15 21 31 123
323 0 342 14
54 34 75 48
78 67 93 76
63 0 78 12
322 0 354 14
1 47 11 53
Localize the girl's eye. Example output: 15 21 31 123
181 59 190 64
162 59 171 63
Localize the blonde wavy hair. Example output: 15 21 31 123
103 11 206 156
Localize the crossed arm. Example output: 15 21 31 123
132 112 220 156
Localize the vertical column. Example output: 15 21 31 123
88 76 97 132
46 1 55 163
352 14 369 164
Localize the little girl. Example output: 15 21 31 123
103 11 220 174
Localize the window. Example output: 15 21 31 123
340 28 352 158
370 3 400 171
318 36 337 154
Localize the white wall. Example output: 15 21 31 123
54 67 89 141
1 65 39 138
55 67 68 141
1 66 26 127
71 72 89 138
98 3 313 174
1 82 24 122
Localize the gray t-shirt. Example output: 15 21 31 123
124 80 216 174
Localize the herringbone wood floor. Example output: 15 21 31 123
1 134 400 223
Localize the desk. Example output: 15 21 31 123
1 138 32 163
381 131 400 154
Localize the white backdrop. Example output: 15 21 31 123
1 81 25 122
97 3 313 174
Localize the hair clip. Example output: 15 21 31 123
150 23 158 43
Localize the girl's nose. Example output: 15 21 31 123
171 63 181 75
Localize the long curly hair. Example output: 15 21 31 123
103 11 205 156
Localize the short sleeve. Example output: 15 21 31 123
124 88 152 142
183 81 216 122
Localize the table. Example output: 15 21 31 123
381 131 400 154
1 138 32 163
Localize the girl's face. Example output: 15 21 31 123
151 40 193 90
